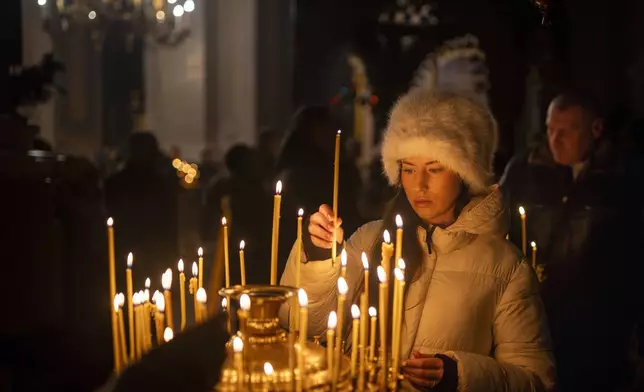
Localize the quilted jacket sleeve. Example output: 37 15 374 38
443 262 556 392
279 221 380 338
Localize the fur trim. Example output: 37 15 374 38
381 90 498 195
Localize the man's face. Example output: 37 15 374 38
546 105 599 166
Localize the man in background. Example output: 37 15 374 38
501 93 644 392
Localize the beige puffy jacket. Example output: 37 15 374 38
280 186 556 391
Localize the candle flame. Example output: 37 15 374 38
397 258 406 270
196 288 207 304
113 295 120 312
298 208 304 217
145 277 150 288
531 241 537 249
340 248 347 267
395 214 403 228
298 288 308 307
264 362 274 376
127 252 133 268
192 261 198 277
156 294 165 312
144 289 150 302
519 206 526 217
107 217 114 227
198 247 203 257
240 294 251 312
162 271 172 290
337 129 342 135
394 267 404 281
383 230 391 244
152 290 160 303
328 311 337 329
240 240 245 250
178 259 184 272
337 277 348 295
163 327 174 342
361 252 369 270
351 304 360 319
233 336 244 353
133 292 140 306
275 180 282 195
369 306 377 317
221 297 227 310
377 266 387 283
221 217 227 226
117 293 125 307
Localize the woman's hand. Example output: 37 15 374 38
401 351 445 390
308 204 344 249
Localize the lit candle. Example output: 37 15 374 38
239 240 247 286
368 307 377 367
358 293 368 390
296 208 304 287
221 297 227 311
270 181 283 285
377 266 389 387
297 289 308 392
116 294 127 366
332 130 341 267
350 304 360 377
178 260 187 330
142 288 151 352
264 362 275 390
154 293 165 345
197 247 204 289
340 248 348 279
519 206 527 255
233 336 244 390
133 292 142 359
327 311 337 376
394 215 403 262
163 327 174 343
381 230 394 276
391 266 406 387
361 252 369 307
125 252 134 361
111 294 122 373
222 218 230 288
162 269 174 330
334 277 349 384
190 262 198 323
238 294 251 335
531 241 537 269
106 218 118 370
196 288 208 324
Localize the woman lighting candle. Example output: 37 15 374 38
278 91 555 391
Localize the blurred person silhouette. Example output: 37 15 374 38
275 106 364 276
257 127 280 184
501 92 644 392
201 144 272 287
1 114 112 391
105 132 179 305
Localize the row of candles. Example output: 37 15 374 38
107 218 210 373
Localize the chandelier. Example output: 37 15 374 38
38 0 195 47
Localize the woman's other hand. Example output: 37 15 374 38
308 204 344 249
401 351 445 390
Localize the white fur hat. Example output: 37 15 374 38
381 90 498 195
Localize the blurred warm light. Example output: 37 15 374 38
185 176 194 184
184 0 195 12
156 10 165 21
351 304 360 319
156 293 165 312
531 241 537 249
369 307 377 317
298 288 308 307
196 288 207 304
233 336 243 353
361 252 369 270
377 266 387 283
88 11 96 20
38 0 47 6
145 277 151 288
173 5 184 17
337 277 348 295
172 158 181 168
168 0 177 3
264 362 274 377
340 249 347 267
328 311 337 329
240 294 251 312
181 163 191 172
163 327 174 342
